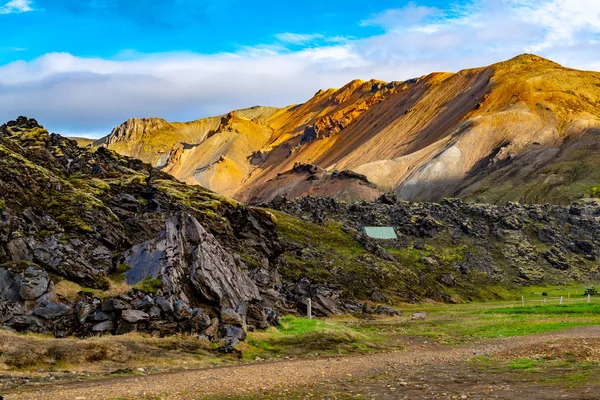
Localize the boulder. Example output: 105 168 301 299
374 305 402 316
411 312 427 320
173 300 193 320
191 308 211 332
32 301 72 319
75 299 94 324
155 296 174 314
221 307 244 326
19 266 50 300
121 310 149 323
132 295 154 310
116 321 138 335
92 320 115 333
102 298 130 312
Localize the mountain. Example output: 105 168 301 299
2 117 600 340
99 54 600 205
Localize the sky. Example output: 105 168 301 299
0 0 599 137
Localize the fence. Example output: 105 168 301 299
516 293 598 307
462 293 600 310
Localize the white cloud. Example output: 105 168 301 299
1 0 600 137
274 33 325 45
361 2 441 30
0 0 33 14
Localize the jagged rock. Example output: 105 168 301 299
0 269 20 302
148 306 162 320
155 296 173 314
221 307 244 326
285 279 344 317
374 305 402 316
124 213 261 309
173 300 193 320
0 117 283 340
191 308 212 332
75 299 94 324
246 303 269 330
544 247 570 270
369 290 386 302
92 310 112 322
132 295 154 310
204 318 220 340
32 301 72 319
121 310 149 323
102 298 130 312
19 266 50 300
8 314 44 331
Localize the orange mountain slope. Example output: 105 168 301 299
99 54 600 205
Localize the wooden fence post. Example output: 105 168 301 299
588 294 591 304
306 298 312 319
544 297 547 306
560 296 563 305
522 296 525 307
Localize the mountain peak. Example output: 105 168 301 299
497 53 562 68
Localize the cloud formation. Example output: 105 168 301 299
1 0 600 137
0 0 33 14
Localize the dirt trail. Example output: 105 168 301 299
5 326 600 400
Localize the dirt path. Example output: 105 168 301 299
5 326 600 400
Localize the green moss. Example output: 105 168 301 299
109 263 132 283
0 199 5 211
133 277 163 294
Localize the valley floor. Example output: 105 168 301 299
4 326 600 400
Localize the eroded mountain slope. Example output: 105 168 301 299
100 54 600 204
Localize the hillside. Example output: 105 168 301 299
99 54 600 205
1 117 600 341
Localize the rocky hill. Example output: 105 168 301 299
2 117 600 342
97 54 600 205
265 195 600 302
0 117 296 342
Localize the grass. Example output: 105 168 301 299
472 357 600 388
3 296 600 380
240 316 382 360
133 277 163 294
0 330 220 373
342 299 600 345
55 277 132 300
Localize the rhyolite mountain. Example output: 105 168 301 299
96 54 600 205
1 117 600 341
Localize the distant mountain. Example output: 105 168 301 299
99 54 600 205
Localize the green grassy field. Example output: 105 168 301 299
238 297 600 360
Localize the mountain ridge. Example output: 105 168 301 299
96 54 600 205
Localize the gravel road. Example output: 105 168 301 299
5 326 600 400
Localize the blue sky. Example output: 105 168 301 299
0 0 599 137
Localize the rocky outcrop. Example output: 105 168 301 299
124 213 261 309
267 195 600 292
0 117 286 342
102 118 171 146
241 163 383 205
